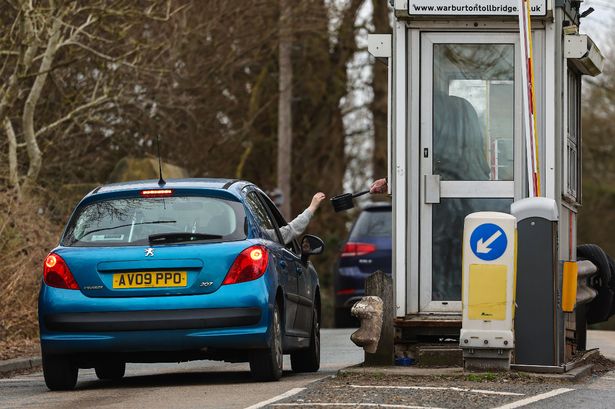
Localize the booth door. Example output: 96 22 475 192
419 33 520 313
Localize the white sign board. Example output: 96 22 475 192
409 0 547 16
460 212 517 350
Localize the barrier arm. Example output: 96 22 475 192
518 0 542 197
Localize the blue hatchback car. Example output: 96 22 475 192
38 179 323 390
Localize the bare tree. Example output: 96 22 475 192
277 0 293 219
371 0 391 179
579 45 615 257
1 0 177 195
0 0 374 338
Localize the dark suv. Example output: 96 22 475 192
334 202 392 327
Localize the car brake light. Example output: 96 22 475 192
140 189 174 197
223 245 269 285
43 253 79 290
341 242 376 257
336 288 357 295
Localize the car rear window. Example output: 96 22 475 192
62 196 246 247
349 208 392 239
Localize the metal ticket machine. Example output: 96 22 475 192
369 0 604 365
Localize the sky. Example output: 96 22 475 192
578 0 615 51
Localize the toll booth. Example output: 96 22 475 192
370 0 604 361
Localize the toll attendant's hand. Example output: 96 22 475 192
370 178 388 194
308 192 326 213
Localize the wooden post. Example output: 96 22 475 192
277 0 293 220
365 270 394 366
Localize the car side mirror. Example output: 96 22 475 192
301 234 325 261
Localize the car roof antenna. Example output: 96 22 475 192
156 134 166 186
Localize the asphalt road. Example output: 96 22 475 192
3 330 615 409
0 329 363 409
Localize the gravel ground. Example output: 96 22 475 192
267 372 572 409
266 352 615 409
586 351 615 374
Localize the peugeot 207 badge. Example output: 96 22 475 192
145 248 155 257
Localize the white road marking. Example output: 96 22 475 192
271 404 445 409
340 385 524 396
244 388 306 409
601 377 615 381
491 388 574 409
468 389 524 396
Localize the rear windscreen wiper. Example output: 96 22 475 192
79 221 177 238
148 232 223 244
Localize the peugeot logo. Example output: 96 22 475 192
145 248 155 257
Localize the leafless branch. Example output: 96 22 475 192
3 118 19 191
35 95 109 138
21 9 63 191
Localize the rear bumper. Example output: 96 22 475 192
39 278 272 354
334 266 366 308
44 307 261 332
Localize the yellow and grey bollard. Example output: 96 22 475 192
510 197 563 368
460 212 517 371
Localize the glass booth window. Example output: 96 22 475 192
566 69 581 201
433 44 515 181
432 198 513 301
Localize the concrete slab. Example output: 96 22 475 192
340 364 463 377
418 346 463 368
339 363 594 382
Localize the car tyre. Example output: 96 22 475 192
250 304 283 381
291 308 320 373
95 361 126 381
578 244 614 324
42 352 78 391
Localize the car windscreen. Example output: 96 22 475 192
62 196 247 247
349 208 392 239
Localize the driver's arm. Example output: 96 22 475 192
278 192 325 244
279 209 313 244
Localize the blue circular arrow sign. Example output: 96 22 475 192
470 223 508 261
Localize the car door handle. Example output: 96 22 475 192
296 266 303 274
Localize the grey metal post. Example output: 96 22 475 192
510 197 561 368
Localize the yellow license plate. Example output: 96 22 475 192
112 272 187 289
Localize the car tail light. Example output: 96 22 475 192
140 189 174 197
341 242 376 257
223 245 269 285
43 253 79 290
336 288 357 295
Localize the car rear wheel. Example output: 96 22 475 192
250 304 283 381
291 308 320 373
42 352 78 391
95 361 126 380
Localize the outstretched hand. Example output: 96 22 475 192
308 192 326 213
370 178 388 194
